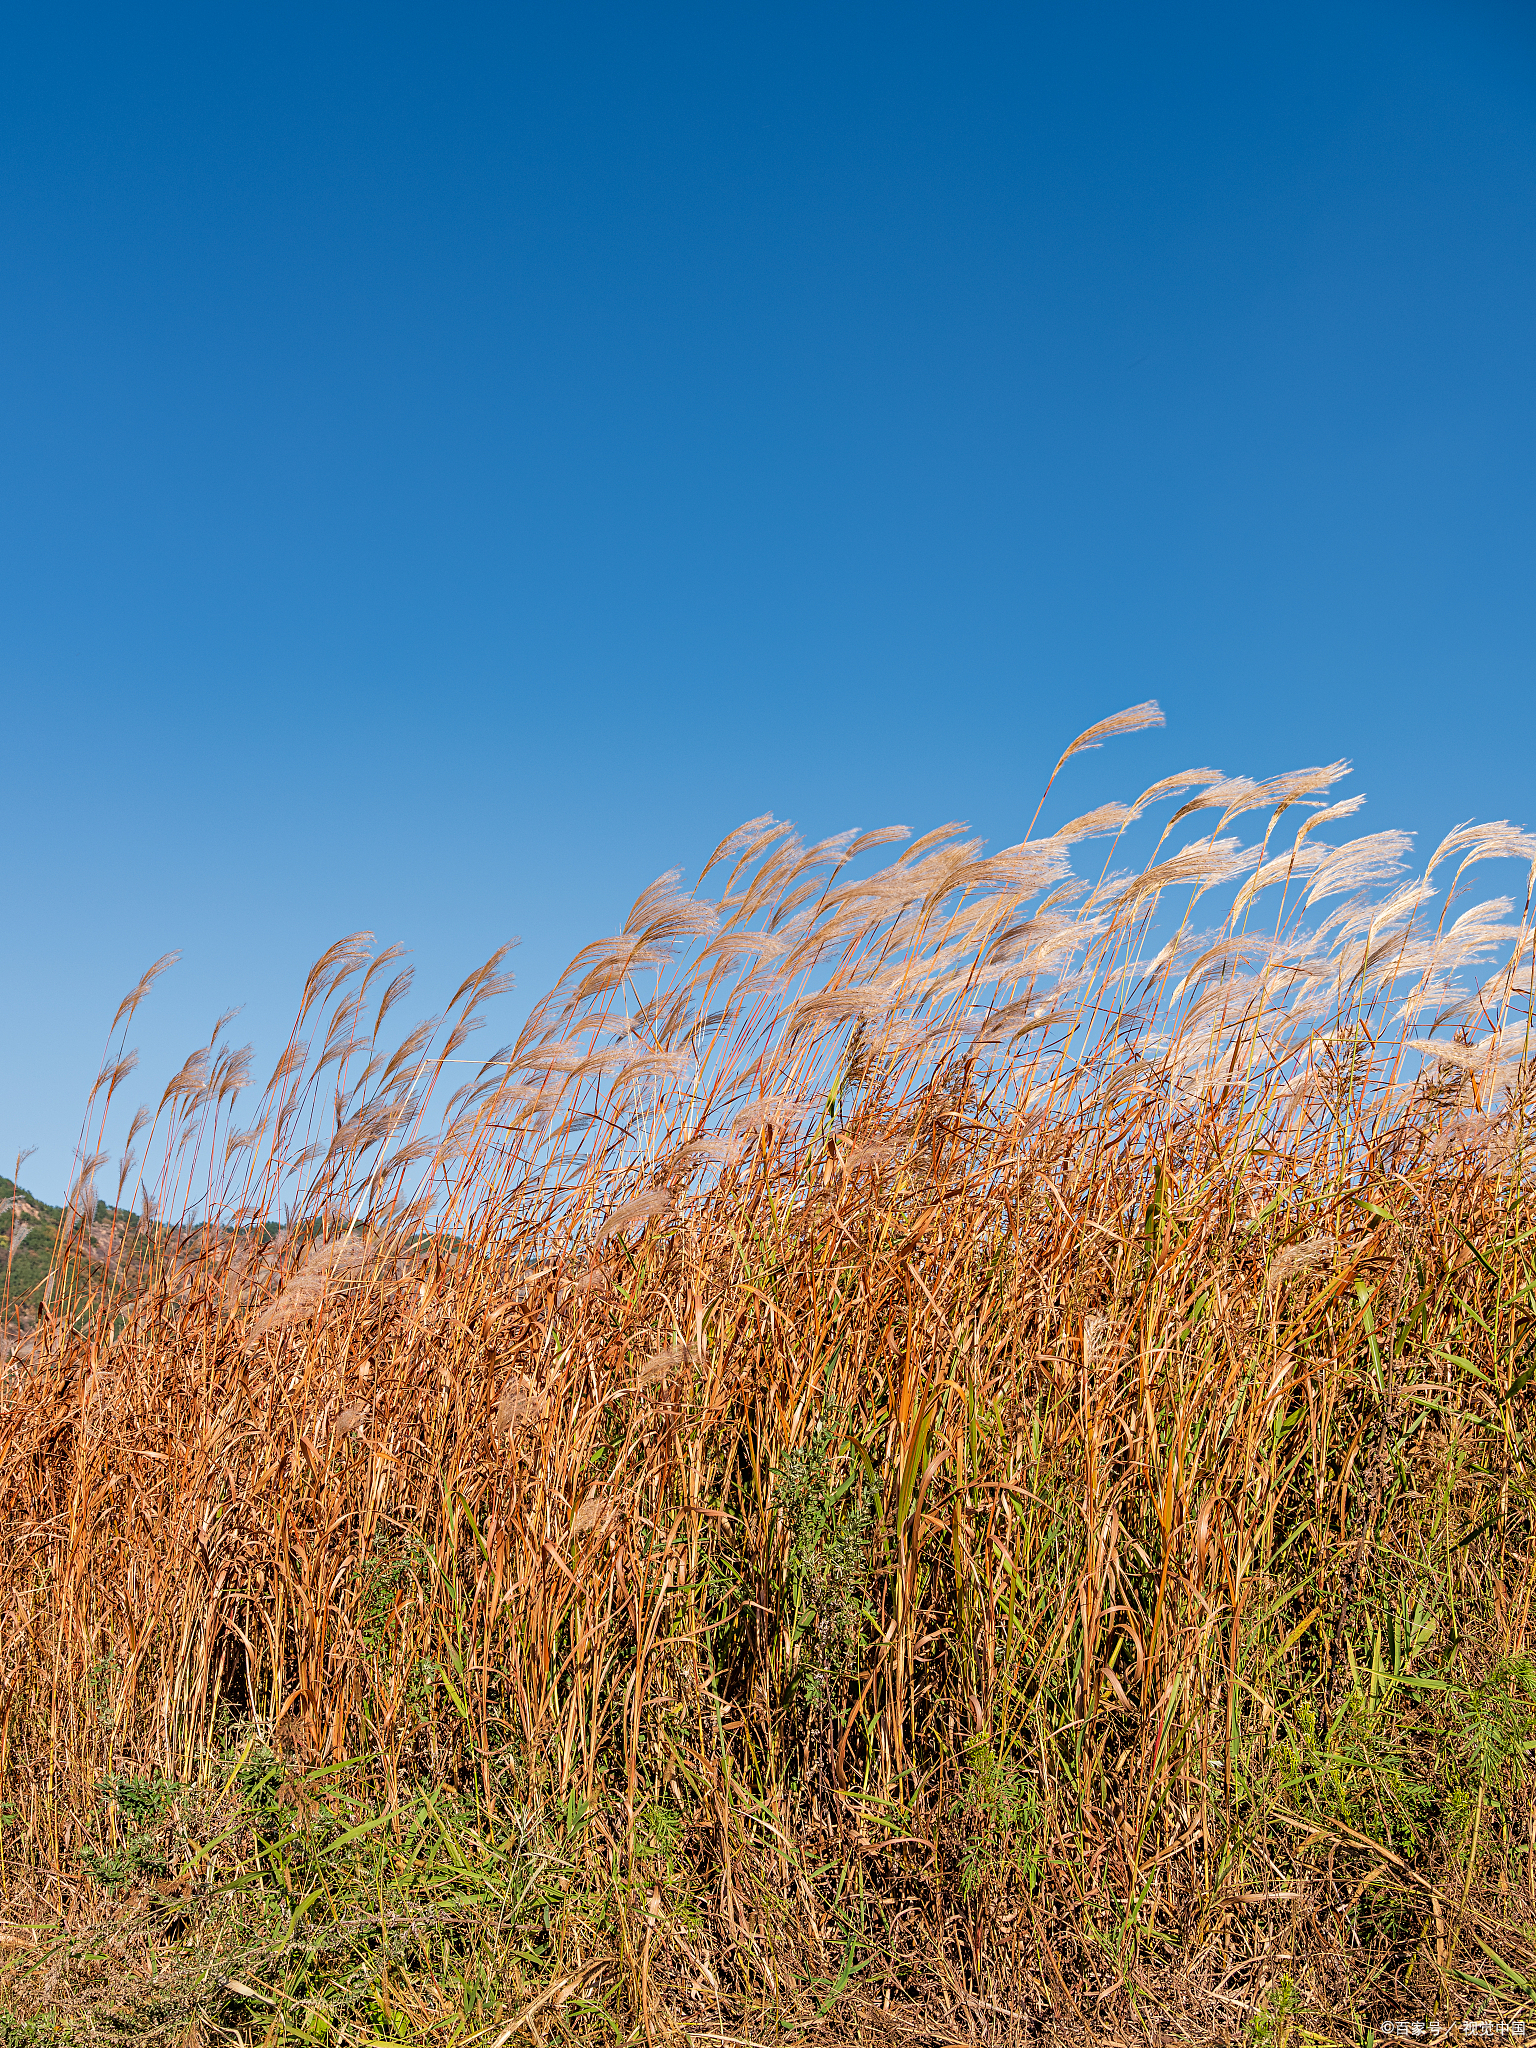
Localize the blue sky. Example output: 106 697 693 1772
4 1 1535 1199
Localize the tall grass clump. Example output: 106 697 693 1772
5 704 1536 2041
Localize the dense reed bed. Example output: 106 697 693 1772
6 705 1536 2043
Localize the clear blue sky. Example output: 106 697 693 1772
4 1 1535 1199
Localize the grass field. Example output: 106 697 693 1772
5 705 1536 2044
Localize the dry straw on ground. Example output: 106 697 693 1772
5 707 1536 2042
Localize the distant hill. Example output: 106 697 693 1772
2 1176 146 1329
1 1175 65 1314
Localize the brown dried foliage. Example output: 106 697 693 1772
6 713 1536 2037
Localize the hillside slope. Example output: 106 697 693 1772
1 1173 64 1315
1 1176 146 1340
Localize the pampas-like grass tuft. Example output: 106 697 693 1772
5 708 1536 2039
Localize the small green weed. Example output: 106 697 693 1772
104 1772 183 1828
774 1431 875 1709
80 1773 189 1890
0 2015 57 2048
951 1735 1042 1898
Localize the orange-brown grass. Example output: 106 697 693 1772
5 710 1536 2043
